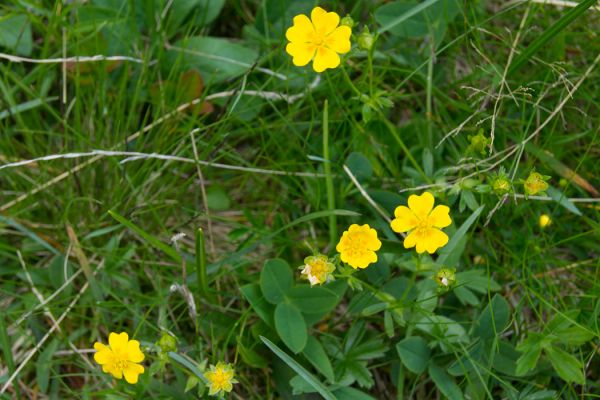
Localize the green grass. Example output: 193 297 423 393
1 0 599 399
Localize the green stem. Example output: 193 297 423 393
195 228 210 301
323 100 337 248
426 37 434 148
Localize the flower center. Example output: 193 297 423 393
415 217 433 235
343 232 370 258
212 370 227 388
309 260 327 276
114 357 128 371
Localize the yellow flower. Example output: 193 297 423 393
336 224 381 269
539 214 551 228
301 254 335 286
285 7 352 73
390 192 452 254
205 362 237 396
93 332 145 384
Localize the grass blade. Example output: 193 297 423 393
323 100 337 247
194 228 211 300
260 336 337 400
437 205 484 266
108 210 182 263
507 0 598 76
377 0 441 34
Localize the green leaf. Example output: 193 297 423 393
240 283 275 327
516 334 546 376
0 14 33 55
454 286 479 306
168 352 208 384
346 152 373 181
429 364 464 400
545 346 585 384
260 336 337 400
554 326 594 346
507 0 599 77
473 294 511 340
376 0 443 34
275 302 307 353
286 285 340 314
0 97 59 121
437 205 484 266
168 36 259 83
332 387 377 400
260 259 293 304
206 186 231 211
547 186 582 216
168 0 225 31
108 210 182 263
303 336 335 382
37 339 59 392
396 336 430 374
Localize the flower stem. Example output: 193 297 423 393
323 100 337 248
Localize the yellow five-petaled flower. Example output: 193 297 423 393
336 224 381 269
285 7 352 73
93 332 145 384
205 362 238 396
390 192 452 254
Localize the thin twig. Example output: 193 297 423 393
0 150 328 177
0 53 147 64
343 165 392 224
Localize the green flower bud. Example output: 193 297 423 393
340 15 355 28
523 171 550 197
157 333 177 353
489 170 512 196
357 27 374 51
467 130 490 155
434 268 456 290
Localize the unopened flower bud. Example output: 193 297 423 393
523 172 550 197
434 268 456 290
340 15 355 28
357 28 374 51
157 333 177 353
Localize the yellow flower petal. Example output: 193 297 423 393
286 42 316 66
391 205 419 232
311 7 339 36
123 362 144 384
326 25 351 54
108 332 129 352
423 228 449 254
403 230 419 250
429 205 452 228
108 365 123 380
125 340 145 363
313 46 340 72
285 14 314 43
408 192 434 218
93 348 113 365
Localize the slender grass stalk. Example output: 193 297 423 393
323 100 337 248
195 228 211 301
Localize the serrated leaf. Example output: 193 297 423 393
545 346 585 384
